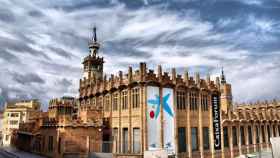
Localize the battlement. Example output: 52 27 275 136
235 99 280 110
49 96 75 109
79 62 221 98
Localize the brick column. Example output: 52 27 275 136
140 85 146 153
198 93 204 158
209 94 215 158
221 123 225 158
245 125 249 154
128 88 132 153
252 124 257 152
118 91 122 153
229 125 233 158
174 88 178 155
187 93 192 158
238 125 242 155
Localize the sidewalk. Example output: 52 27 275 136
3 147 46 158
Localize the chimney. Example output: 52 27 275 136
128 66 132 82
172 68 176 82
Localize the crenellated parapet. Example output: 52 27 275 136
79 62 221 100
222 99 280 123
49 96 75 109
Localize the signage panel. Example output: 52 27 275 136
212 94 221 150
162 88 175 155
147 86 161 150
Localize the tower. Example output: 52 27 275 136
220 68 233 113
82 27 104 81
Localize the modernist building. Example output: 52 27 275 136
221 101 280 158
2 99 41 146
78 28 235 158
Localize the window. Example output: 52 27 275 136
273 125 276 137
105 95 110 112
133 128 140 153
191 127 198 151
261 125 266 142
267 125 271 140
97 96 103 108
10 113 19 117
5 135 9 141
9 120 18 125
201 94 208 111
48 136 53 152
91 97 96 107
113 128 118 152
121 90 128 110
203 127 209 150
177 91 186 110
223 127 229 148
240 126 245 145
248 126 253 144
190 92 198 111
132 88 140 109
256 125 260 143
122 128 128 153
112 93 118 111
178 127 187 153
232 126 238 146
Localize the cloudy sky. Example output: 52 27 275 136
0 0 280 110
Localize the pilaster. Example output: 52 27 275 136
128 87 132 153
118 90 122 153
245 125 249 154
209 94 215 158
221 124 224 158
198 93 204 158
237 125 241 155
187 91 192 158
229 125 233 158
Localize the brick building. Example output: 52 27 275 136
78 28 280 158
13 28 280 158
2 99 41 146
14 96 102 158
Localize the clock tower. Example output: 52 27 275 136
82 27 104 81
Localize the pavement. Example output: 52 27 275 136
0 147 46 158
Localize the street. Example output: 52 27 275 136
0 147 46 158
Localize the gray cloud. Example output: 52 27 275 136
0 0 279 110
12 72 45 85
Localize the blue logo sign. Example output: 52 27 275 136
148 93 174 119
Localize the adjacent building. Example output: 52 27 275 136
2 99 41 146
13 96 102 158
0 111 3 146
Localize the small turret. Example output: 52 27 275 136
82 27 104 81
184 68 189 85
89 27 100 57
221 67 226 84
219 67 232 113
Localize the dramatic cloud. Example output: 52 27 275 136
0 0 280 110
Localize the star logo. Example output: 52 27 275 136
147 93 174 119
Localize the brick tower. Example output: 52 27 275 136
220 68 233 113
82 27 104 81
